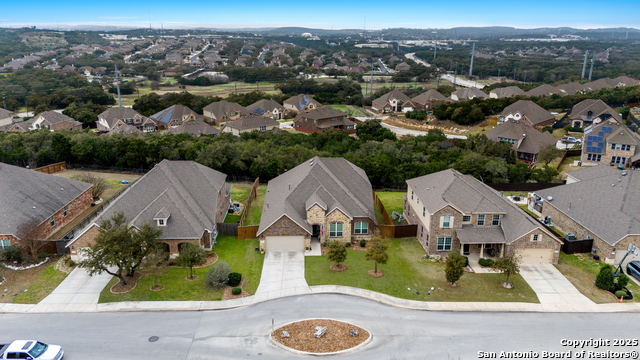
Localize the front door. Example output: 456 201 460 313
312 225 320 238
463 244 470 255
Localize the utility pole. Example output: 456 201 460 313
497 69 500 78
454 63 458 86
469 42 475 77
115 64 122 107
513 68 516 81
2 93 5 110
588 51 595 81
523 70 528 83
370 60 374 96
581 50 589 79
434 43 437 60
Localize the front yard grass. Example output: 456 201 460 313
306 238 539 303
555 252 640 303
12 261 69 304
243 185 267 226
98 237 264 303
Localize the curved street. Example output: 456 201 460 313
1 294 638 359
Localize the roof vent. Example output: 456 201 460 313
621 172 627 176
547 196 553 201
612 184 615 187
60 187 64 191
309 159 314 166
523 133 526 137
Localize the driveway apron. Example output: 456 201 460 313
253 251 310 302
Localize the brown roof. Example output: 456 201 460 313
33 111 80 126
294 107 348 121
165 120 221 136
526 84 557 97
485 120 557 155
223 115 280 131
98 107 150 129
490 86 526 98
203 100 246 120
451 87 489 100
500 100 555 126
283 94 322 111
570 99 622 123
372 90 412 108
411 89 447 105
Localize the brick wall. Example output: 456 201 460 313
427 206 464 257
351 217 374 242
581 144 636 166
215 185 231 225
31 186 93 241
507 228 561 264
259 216 310 240
69 224 99 260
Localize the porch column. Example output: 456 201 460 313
500 244 505 258
480 244 484 259
460 244 464 254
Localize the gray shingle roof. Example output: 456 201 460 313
406 169 546 244
70 160 228 241
526 84 557 97
283 95 322 111
33 111 79 126
451 87 489 100
258 157 376 235
372 90 412 108
0 108 13 119
0 163 92 236
98 107 149 129
151 105 197 124
107 123 142 135
245 99 284 115
165 121 220 136
556 82 585 96
485 120 557 155
203 100 246 120
412 89 447 105
500 100 555 126
570 99 622 123
490 86 526 98
537 166 640 245
293 107 348 121
223 115 279 131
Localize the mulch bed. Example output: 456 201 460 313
222 278 252 300
367 269 384 277
272 319 369 354
150 285 165 291
185 275 198 281
110 272 143 294
330 264 348 272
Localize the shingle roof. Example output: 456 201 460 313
500 100 555 126
33 111 79 126
283 95 322 111
372 90 412 108
556 82 585 96
98 107 149 129
245 99 284 115
526 84 557 97
69 160 228 242
406 169 547 244
0 163 92 236
451 87 489 100
411 89 447 105
537 166 640 245
485 120 557 155
257 157 376 235
223 115 280 131
0 108 13 119
151 105 197 124
107 123 142 135
203 100 246 120
570 99 622 122
490 86 526 98
294 107 348 121
165 120 220 136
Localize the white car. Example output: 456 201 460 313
0 340 64 360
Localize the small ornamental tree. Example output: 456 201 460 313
595 264 615 292
491 249 521 288
177 243 206 280
327 241 347 269
365 237 388 274
445 251 466 286
206 261 231 288
143 248 168 289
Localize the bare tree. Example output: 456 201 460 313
15 219 50 262
142 248 168 290
73 172 108 199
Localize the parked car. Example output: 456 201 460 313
627 261 640 282
562 136 581 144
0 340 63 360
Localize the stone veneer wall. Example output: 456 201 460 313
325 209 352 244
426 206 464 257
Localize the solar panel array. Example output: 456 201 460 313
603 126 613 133
586 131 604 153
254 107 265 115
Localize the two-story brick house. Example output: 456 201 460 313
485 120 557 163
150 105 199 128
245 99 290 120
202 100 247 125
97 107 158 133
580 118 640 168
257 157 376 252
404 169 561 264
569 99 622 129
9 111 83 132
372 90 418 113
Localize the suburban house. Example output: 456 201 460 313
220 115 279 136
107 123 142 136
0 163 93 249
97 107 158 132
556 82 585 96
165 120 221 137
404 169 562 264
372 90 417 113
0 108 13 127
499 100 556 127
485 120 557 163
202 100 246 125
395 62 411 72
580 118 640 167
66 160 231 260
569 99 622 128
450 88 489 101
283 94 322 112
526 84 557 97
411 89 447 111
489 86 527 99
151 105 199 128
257 157 376 252
10 111 83 132
293 107 355 133
533 165 640 267
245 99 290 120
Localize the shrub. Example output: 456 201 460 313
445 252 466 285
231 287 242 296
360 240 366 248
615 290 627 299
616 273 630 290
595 264 614 292
66 258 76 267
206 261 231 289
2 247 23 264
228 272 242 287
462 256 469 268
345 242 351 247
478 258 494 267
327 240 347 266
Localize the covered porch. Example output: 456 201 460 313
456 226 506 263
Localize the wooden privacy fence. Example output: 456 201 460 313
35 162 66 174
556 149 583 170
239 177 260 227
372 191 394 226
238 225 259 240
377 224 418 239
217 223 238 237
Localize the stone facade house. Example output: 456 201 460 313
372 90 417 113
580 118 640 167
293 107 354 133
499 100 556 127
151 105 198 128
0 163 93 251
66 160 231 260
485 120 557 163
404 169 561 263
245 99 290 120
0 108 14 127
257 157 376 252
411 89 447 111
97 107 158 132
283 94 322 112
534 165 640 267
221 115 280 136
569 99 622 129
202 100 247 125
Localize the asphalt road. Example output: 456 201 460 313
1 294 639 360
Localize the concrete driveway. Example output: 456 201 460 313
29 267 114 312
253 251 310 302
519 264 597 311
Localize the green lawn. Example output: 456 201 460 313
244 185 266 226
229 183 252 204
98 237 264 303
13 263 69 304
306 238 539 303
556 252 640 303
375 191 405 224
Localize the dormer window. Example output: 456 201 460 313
153 207 170 227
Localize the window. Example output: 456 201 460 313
477 214 485 226
411 191 413 200
0 239 11 250
259 126 266 131
423 207 426 217
330 222 343 237
420 225 424 238
492 214 500 226
532 234 539 242
611 144 631 151
611 156 626 164
158 219 165 226
442 216 451 228
587 153 602 162
437 237 452 251
462 215 471 223
354 221 368 234
500 138 515 144
50 216 55 226
63 206 68 217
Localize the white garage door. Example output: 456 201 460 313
615 250 640 269
265 236 305 252
517 248 554 264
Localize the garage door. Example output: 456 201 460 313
615 250 640 269
517 248 554 264
265 236 305 252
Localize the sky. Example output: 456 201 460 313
1 0 638 30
